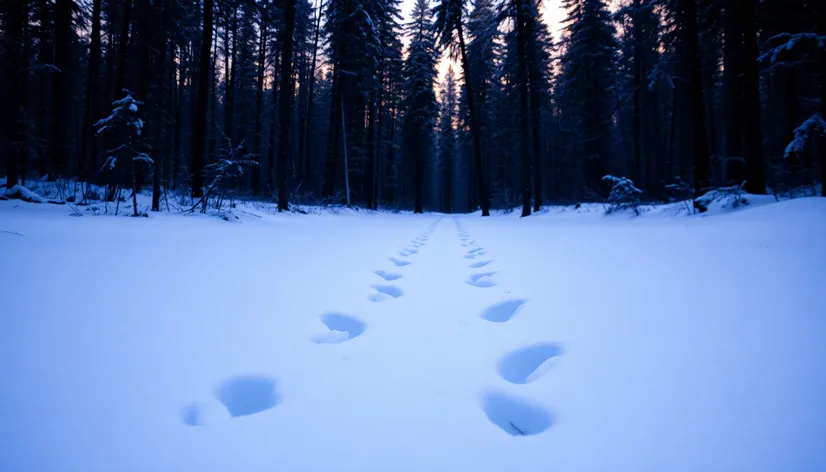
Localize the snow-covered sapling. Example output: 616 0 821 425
694 182 748 213
187 137 257 213
602 175 643 215
94 90 153 216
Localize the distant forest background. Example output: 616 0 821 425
1 0 824 215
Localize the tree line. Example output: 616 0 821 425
1 0 824 216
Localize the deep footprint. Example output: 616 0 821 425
498 343 562 384
311 313 366 343
482 391 553 436
374 270 403 281
470 260 492 268
480 299 527 322
369 284 403 302
467 272 497 287
390 257 412 267
214 375 279 418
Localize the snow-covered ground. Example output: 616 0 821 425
1 196 825 472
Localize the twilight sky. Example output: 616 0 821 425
397 0 570 83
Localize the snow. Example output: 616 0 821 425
1 195 826 471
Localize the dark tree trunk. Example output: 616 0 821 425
528 11 543 212
324 66 344 198
267 42 280 194
300 0 324 193
50 0 73 180
81 0 103 182
816 2 826 197
4 0 27 189
151 0 169 211
114 0 132 101
225 5 238 142
515 0 532 217
456 23 490 216
277 0 297 211
366 92 377 210
741 0 765 194
632 0 643 185
191 0 214 198
681 0 711 200
252 14 267 196
724 0 744 184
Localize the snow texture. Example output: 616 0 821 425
1 195 826 471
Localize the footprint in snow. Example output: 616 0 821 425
182 375 280 426
464 253 478 259
467 272 497 288
498 343 562 384
390 257 411 267
482 391 553 436
401 248 419 256
480 299 527 322
311 313 366 343
369 284 403 302
374 270 403 281
469 260 492 269
468 247 484 254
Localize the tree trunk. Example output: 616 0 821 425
252 14 268 196
456 23 490 216
81 0 103 183
191 0 214 198
515 0 532 217
225 5 238 142
4 0 26 189
741 0 765 194
152 0 169 211
325 66 344 198
528 10 543 212
267 41 280 194
301 0 324 194
723 0 744 184
632 0 643 186
50 0 73 181
682 0 710 201
277 0 297 211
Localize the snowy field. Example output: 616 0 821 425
1 196 826 472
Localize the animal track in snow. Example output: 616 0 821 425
402 248 419 256
369 284 403 302
374 270 403 281
467 272 497 287
214 375 279 418
464 253 478 259
311 313 366 343
469 260 492 268
468 247 484 254
390 257 411 267
480 299 527 322
498 343 562 384
482 391 553 436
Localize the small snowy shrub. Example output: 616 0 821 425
602 175 643 215
94 90 153 216
694 182 748 213
188 137 257 213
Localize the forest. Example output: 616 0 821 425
1 0 825 216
